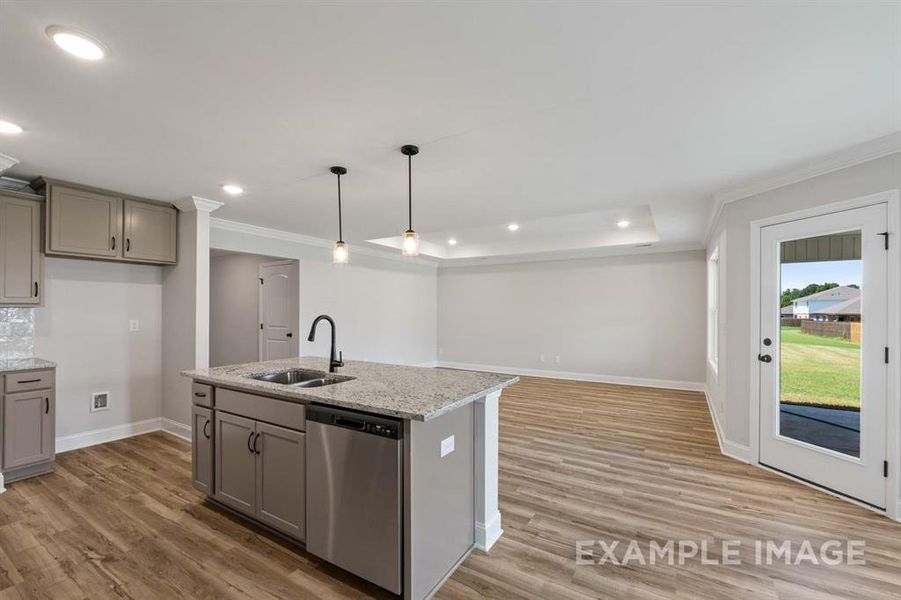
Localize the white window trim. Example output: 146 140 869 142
707 245 720 375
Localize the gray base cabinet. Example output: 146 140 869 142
2 369 55 481
203 386 307 542
192 405 213 494
0 192 43 306
255 422 305 540
214 411 257 514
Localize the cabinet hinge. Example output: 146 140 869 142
885 460 889 478
878 231 888 250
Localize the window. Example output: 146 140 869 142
707 246 719 373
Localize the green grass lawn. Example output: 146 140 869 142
780 326 860 410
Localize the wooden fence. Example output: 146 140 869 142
800 320 861 342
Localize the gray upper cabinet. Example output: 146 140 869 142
255 422 305 540
123 199 177 263
0 194 43 306
47 185 121 258
36 178 177 265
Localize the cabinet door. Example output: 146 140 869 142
0 197 42 305
3 390 53 469
214 411 256 514
255 422 305 540
123 199 177 263
192 405 213 494
48 186 121 258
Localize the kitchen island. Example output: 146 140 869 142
182 357 517 600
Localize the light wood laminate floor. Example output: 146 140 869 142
0 376 899 599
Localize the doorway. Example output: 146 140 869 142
209 251 299 367
757 202 888 508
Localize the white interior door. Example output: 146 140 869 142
259 261 299 361
759 203 887 508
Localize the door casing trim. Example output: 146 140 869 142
749 189 901 519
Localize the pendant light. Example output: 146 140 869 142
330 166 349 264
400 144 420 256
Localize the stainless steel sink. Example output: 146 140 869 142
247 368 354 388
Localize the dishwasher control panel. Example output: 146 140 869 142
307 403 403 440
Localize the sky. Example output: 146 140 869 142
781 260 862 292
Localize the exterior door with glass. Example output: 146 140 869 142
758 203 887 508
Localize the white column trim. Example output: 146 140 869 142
173 195 224 213
474 390 503 551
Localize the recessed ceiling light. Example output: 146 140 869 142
46 26 107 60
0 120 23 135
447 238 457 246
507 223 519 232
617 220 630 228
221 184 244 195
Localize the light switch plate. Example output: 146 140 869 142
129 319 139 332
441 435 455 458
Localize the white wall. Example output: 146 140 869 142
437 250 707 387
708 152 901 451
33 258 162 438
209 252 288 367
210 224 438 367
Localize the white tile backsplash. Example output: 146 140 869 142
0 308 35 359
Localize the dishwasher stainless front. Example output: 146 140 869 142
306 404 403 595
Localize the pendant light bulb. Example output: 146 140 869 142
402 230 420 256
333 240 348 264
400 144 420 257
330 166 348 265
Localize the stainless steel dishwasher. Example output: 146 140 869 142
306 404 403 595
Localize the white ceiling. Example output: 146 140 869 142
1 1 899 261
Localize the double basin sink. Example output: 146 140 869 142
247 368 354 388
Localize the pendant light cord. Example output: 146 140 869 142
337 173 343 241
408 154 413 231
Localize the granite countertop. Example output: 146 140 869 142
182 357 519 421
0 357 57 373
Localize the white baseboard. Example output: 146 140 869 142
161 418 192 442
474 512 503 552
56 417 164 453
414 360 439 368
702 386 751 463
436 361 705 392
0 472 5 494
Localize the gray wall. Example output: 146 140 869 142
708 152 901 449
209 252 288 367
34 258 163 437
437 250 707 387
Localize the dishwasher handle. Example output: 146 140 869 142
334 416 366 430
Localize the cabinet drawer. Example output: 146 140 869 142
5 370 54 393
216 388 305 431
192 382 214 407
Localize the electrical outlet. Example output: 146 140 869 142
129 319 140 332
540 354 546 362
91 391 110 412
554 355 561 364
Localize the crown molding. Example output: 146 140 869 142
210 218 438 267
704 131 901 244
174 196 224 213
0 152 19 174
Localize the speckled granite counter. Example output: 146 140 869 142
0 357 56 373
182 357 518 421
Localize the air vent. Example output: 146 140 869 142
91 391 110 412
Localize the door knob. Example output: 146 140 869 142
758 354 772 363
